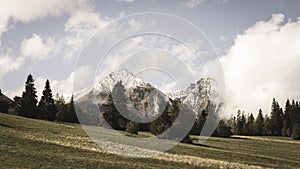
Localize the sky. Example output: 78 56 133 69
1 0 300 116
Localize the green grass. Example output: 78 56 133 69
0 113 300 169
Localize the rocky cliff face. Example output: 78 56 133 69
76 69 171 123
76 69 217 125
167 78 218 114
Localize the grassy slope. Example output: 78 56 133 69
0 113 299 169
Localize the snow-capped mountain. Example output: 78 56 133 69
93 69 146 94
167 78 218 113
77 69 171 122
76 69 218 125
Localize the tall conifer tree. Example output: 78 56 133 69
38 79 57 121
19 74 38 118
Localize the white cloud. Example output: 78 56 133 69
221 13 300 116
0 0 111 62
0 0 85 46
0 52 24 81
179 0 206 8
63 9 109 60
21 34 57 60
179 0 229 8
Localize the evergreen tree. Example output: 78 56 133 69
270 98 283 136
292 123 300 140
214 120 232 137
241 112 248 135
236 110 242 134
55 95 78 123
13 96 22 107
37 79 57 121
291 102 300 139
12 96 22 115
191 110 207 135
19 74 38 118
247 113 255 135
255 109 264 135
55 94 66 121
264 115 272 135
102 93 128 130
64 95 79 123
165 104 194 143
282 99 292 136
232 116 237 135
111 81 129 130
149 108 171 135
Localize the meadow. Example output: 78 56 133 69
0 113 299 169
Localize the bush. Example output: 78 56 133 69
125 121 139 134
292 123 300 140
214 120 232 138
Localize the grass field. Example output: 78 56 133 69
0 113 299 169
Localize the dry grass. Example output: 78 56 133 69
1 113 300 168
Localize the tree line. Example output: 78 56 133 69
0 76 232 143
100 81 231 143
231 98 300 140
2 74 79 123
2 74 298 141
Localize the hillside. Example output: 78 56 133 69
0 113 300 168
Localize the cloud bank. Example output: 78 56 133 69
221 14 300 115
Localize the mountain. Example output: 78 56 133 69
75 69 217 125
167 78 218 114
77 69 171 124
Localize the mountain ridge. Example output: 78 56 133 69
76 69 218 126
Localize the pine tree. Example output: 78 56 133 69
102 92 128 130
255 109 264 135
236 110 243 135
12 96 22 115
65 95 79 123
55 94 66 121
37 79 57 121
292 123 300 140
111 81 129 130
149 108 171 135
55 95 78 123
191 110 207 135
247 113 255 135
232 116 237 135
270 98 283 136
241 112 248 135
19 74 38 118
264 115 272 135
282 99 292 136
291 101 300 139
214 120 232 137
